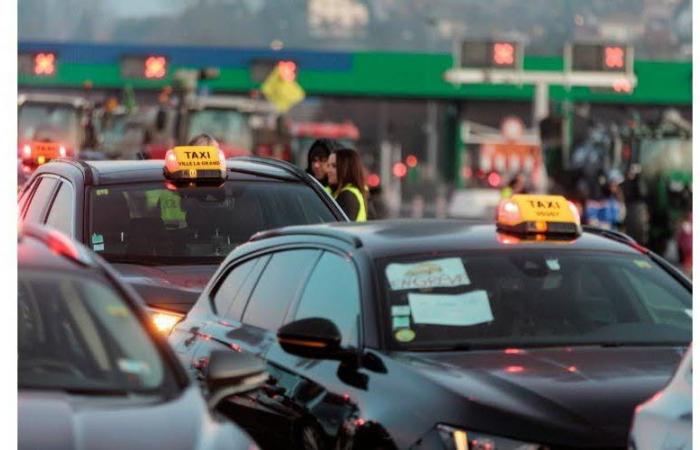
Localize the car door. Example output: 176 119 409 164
179 248 322 449
260 250 366 449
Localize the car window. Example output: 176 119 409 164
45 182 74 235
18 179 38 216
242 250 320 330
293 252 361 347
19 270 178 395
24 177 58 223
88 181 337 264
213 256 269 320
379 251 692 350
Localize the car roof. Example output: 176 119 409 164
34 156 309 185
252 219 644 259
18 230 93 272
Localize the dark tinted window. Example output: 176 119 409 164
88 181 337 264
213 257 267 320
19 270 177 395
380 251 691 350
25 177 58 223
242 250 320 330
294 252 361 346
45 182 74 235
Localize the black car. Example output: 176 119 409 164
18 223 267 450
18 156 346 330
170 214 691 450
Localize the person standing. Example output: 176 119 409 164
306 139 339 193
327 148 368 222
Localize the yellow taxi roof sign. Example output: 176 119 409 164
164 146 226 182
497 194 581 235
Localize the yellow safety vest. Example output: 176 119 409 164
323 185 332 195
336 184 367 222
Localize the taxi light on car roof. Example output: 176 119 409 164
150 308 184 335
163 146 226 182
497 194 581 236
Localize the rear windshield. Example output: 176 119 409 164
380 250 691 350
88 179 337 264
19 271 178 396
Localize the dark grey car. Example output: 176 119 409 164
19 224 265 450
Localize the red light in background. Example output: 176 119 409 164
604 46 625 69
504 348 523 355
278 60 297 82
487 171 501 187
144 56 167 79
367 173 381 188
392 162 408 178
406 154 418 168
34 53 56 76
567 366 578 373
461 166 473 179
492 42 515 66
505 365 524 373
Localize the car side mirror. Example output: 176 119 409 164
277 317 355 361
206 350 268 409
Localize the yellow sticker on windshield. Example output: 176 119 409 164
634 260 653 269
395 328 416 343
107 305 129 318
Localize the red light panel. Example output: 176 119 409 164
34 53 56 76
604 46 625 70
144 56 167 79
406 155 418 168
278 60 297 82
492 42 515 66
487 172 502 187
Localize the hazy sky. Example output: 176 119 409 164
107 0 190 18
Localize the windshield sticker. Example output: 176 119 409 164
391 305 411 316
386 258 470 291
392 316 411 329
546 258 560 271
634 259 653 269
118 359 151 375
91 233 105 252
96 188 110 196
408 291 493 326
394 328 416 343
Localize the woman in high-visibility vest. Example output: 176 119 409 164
327 148 368 222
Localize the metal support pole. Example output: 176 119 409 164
532 82 549 126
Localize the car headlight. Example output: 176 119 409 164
149 308 185 335
437 424 544 450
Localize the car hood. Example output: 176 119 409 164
395 346 686 447
112 263 217 313
18 386 254 450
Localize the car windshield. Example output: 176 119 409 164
188 108 252 151
18 103 80 149
380 250 691 350
88 179 337 264
18 271 178 395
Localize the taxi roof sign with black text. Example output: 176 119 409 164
497 194 581 236
164 146 226 182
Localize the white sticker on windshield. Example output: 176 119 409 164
93 243 104 252
391 305 411 316
118 359 151 375
392 316 410 329
386 258 470 291
546 258 560 271
408 291 493 326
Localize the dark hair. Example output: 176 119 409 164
188 133 218 146
334 148 367 200
306 139 339 173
